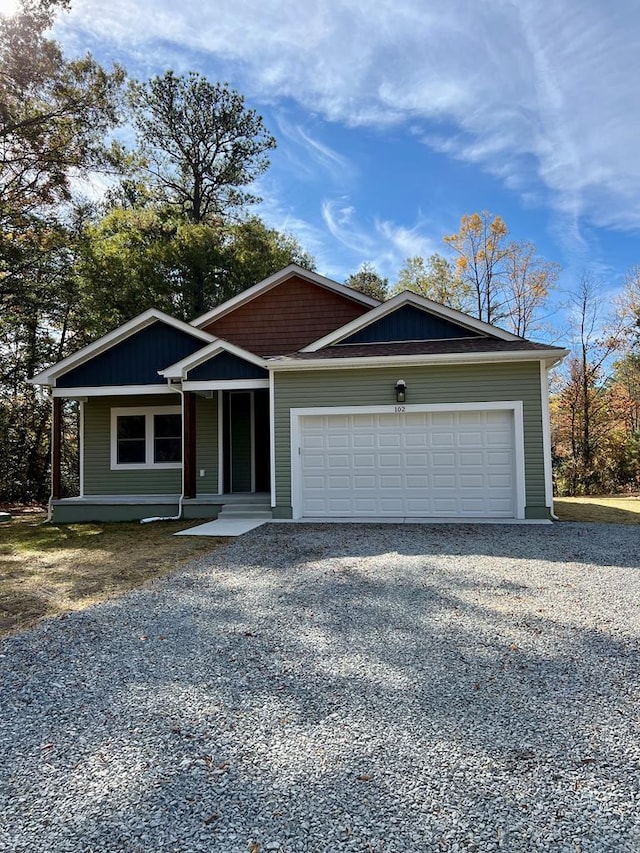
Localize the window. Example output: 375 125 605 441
111 406 182 469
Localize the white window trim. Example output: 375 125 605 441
110 406 182 470
289 402 526 520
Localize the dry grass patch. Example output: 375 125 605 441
554 495 640 525
0 511 223 636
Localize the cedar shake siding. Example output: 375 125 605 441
201 276 371 356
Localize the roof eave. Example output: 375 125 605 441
268 348 570 371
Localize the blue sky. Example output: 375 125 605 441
39 0 640 327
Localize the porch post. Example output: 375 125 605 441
51 396 62 500
183 391 197 499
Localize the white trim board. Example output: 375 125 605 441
53 384 179 398
182 379 269 392
540 360 554 511
289 401 526 522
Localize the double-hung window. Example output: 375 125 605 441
111 406 182 469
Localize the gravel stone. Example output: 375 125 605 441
1 522 640 852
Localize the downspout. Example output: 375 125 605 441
140 379 185 523
540 359 558 520
46 390 55 522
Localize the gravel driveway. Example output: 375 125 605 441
2 522 639 853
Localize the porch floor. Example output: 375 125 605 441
53 493 271 505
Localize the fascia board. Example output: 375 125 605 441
191 264 379 328
182 379 270 391
31 310 215 386
301 291 520 352
159 339 268 379
268 348 570 372
51 384 177 398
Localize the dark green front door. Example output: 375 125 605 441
223 390 270 493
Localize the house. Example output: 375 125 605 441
31 264 567 523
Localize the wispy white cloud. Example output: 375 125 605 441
55 0 640 236
320 197 442 280
273 116 354 184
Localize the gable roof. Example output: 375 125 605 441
301 290 521 352
30 309 214 387
160 339 268 381
191 264 380 328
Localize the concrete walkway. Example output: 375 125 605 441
174 518 268 537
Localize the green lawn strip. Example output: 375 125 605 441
554 496 640 525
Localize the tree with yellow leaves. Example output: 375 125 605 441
443 211 509 326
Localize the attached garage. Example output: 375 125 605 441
291 403 525 520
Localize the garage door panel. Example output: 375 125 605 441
460 474 484 488
354 454 375 467
302 454 325 469
380 475 402 489
380 497 404 513
431 432 455 447
327 434 349 448
353 434 375 447
379 454 402 467
327 454 350 468
407 475 429 488
354 498 377 513
406 453 429 466
432 452 456 466
379 434 401 447
298 410 516 518
354 475 376 489
352 414 375 427
458 431 483 446
433 474 456 488
328 475 350 488
487 451 511 465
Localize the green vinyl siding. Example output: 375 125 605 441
273 361 547 517
195 395 218 495
83 394 218 496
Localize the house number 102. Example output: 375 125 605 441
394 405 406 413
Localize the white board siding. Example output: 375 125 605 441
296 408 518 518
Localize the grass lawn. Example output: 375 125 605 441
554 495 640 525
0 509 223 637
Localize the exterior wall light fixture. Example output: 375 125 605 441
395 379 407 403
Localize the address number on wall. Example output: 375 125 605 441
394 405 406 413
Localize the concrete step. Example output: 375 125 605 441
218 503 272 519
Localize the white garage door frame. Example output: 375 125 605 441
290 401 526 520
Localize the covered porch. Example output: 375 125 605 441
49 491 272 523
48 382 273 522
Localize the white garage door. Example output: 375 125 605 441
297 409 516 518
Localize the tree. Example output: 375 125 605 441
345 263 388 301
128 71 276 225
551 275 627 494
77 210 315 332
443 211 509 325
391 254 472 311
442 212 557 336
0 0 124 503
0 0 125 216
503 242 560 338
